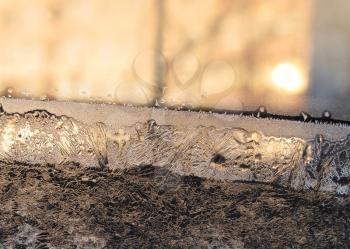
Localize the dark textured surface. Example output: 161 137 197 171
1 163 350 249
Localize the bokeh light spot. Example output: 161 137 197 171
271 63 306 94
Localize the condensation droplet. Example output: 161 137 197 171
133 50 167 86
300 111 311 121
200 61 235 99
172 52 200 88
257 106 267 113
155 99 160 107
255 106 267 118
322 110 332 119
114 81 151 105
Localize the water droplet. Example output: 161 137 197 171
255 106 267 118
172 52 200 89
322 110 332 119
200 61 235 101
300 111 311 121
258 106 267 113
114 81 151 105
133 50 167 86
155 99 160 107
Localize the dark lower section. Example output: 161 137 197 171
1 163 349 249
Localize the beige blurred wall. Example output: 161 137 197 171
0 0 157 102
0 0 311 109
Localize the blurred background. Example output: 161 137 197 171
0 0 349 119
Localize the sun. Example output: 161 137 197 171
271 63 306 94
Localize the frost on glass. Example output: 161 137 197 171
0 104 349 196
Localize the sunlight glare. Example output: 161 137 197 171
271 63 305 94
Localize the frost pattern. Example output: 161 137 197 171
0 108 350 195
